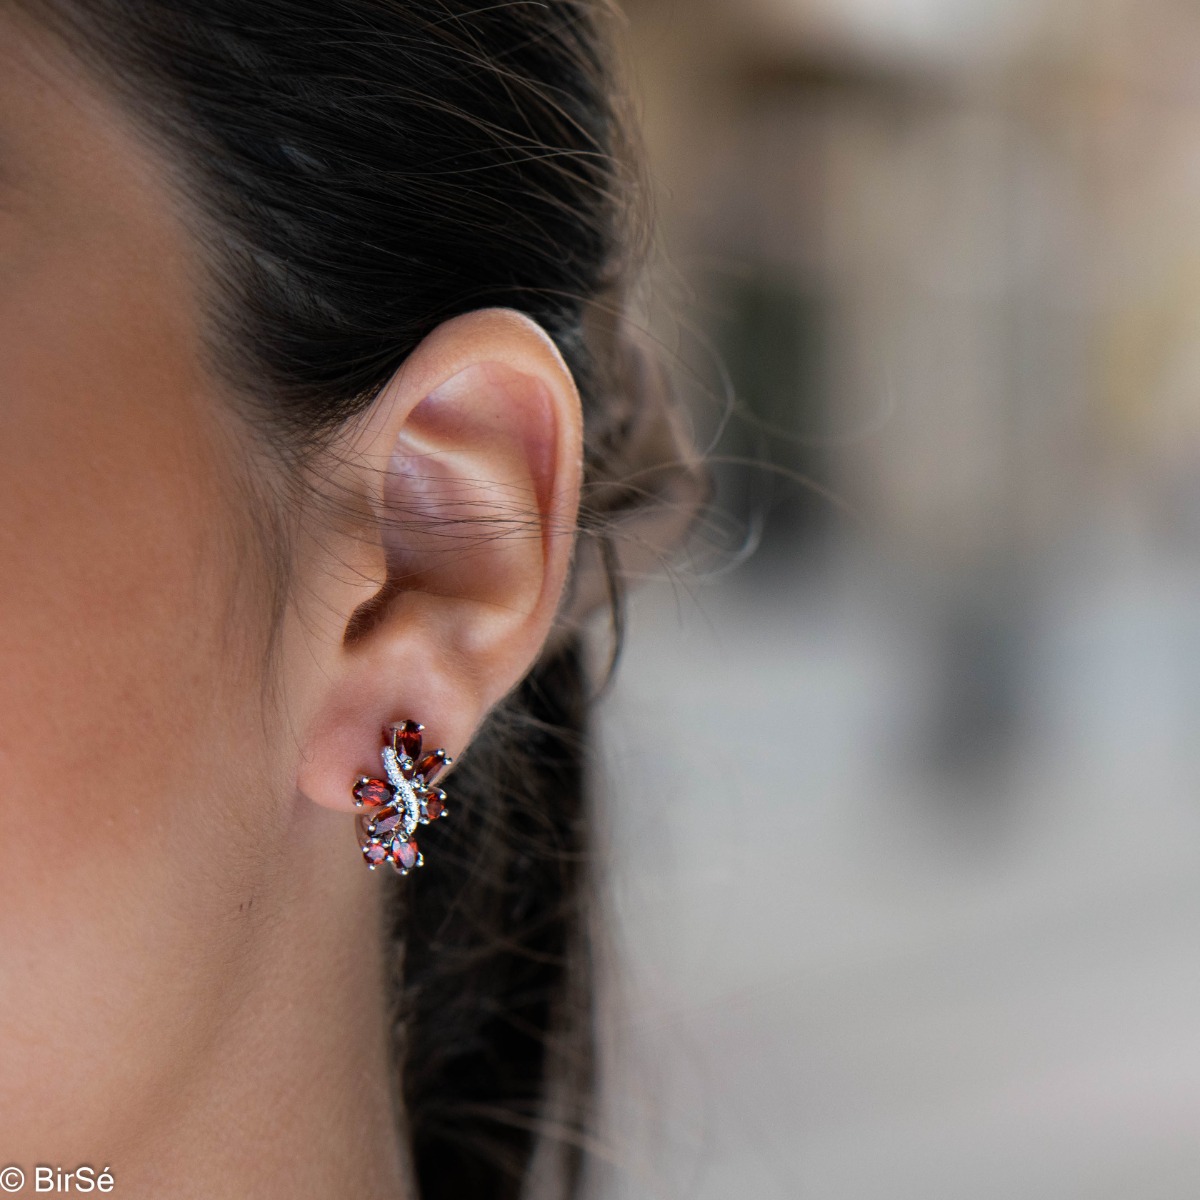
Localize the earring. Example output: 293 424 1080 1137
353 720 451 874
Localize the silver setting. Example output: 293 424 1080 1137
357 722 450 876
382 746 421 840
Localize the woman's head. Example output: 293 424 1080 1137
0 2 695 1195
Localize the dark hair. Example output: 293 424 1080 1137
13 1 701 1197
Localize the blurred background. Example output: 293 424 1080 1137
592 1 1200 1197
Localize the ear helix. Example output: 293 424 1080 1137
352 720 451 875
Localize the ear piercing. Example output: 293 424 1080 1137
353 720 450 874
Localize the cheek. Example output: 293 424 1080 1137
0 223 268 876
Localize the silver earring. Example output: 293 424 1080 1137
352 720 450 874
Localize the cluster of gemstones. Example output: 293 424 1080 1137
353 720 450 874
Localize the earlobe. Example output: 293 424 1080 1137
288 309 583 820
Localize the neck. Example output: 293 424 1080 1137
0 796 410 1199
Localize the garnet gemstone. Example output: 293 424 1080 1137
353 778 392 808
369 805 402 837
396 720 424 759
423 789 446 821
390 838 420 871
383 720 423 758
415 750 448 784
362 840 389 869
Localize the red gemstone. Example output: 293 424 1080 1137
362 840 389 869
369 805 402 836
424 789 446 820
415 750 448 783
396 720 424 759
353 778 392 808
390 838 420 871
383 720 423 760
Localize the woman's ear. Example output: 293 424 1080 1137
283 308 583 813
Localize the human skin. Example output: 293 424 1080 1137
0 12 583 1198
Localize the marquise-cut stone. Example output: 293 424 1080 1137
353 778 393 808
424 789 446 820
362 840 389 869
369 805 402 836
415 750 447 783
396 720 423 759
390 838 419 871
